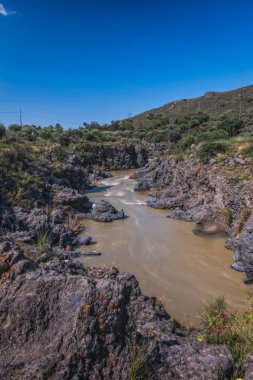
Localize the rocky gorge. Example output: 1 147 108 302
1 85 253 378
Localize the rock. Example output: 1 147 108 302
80 144 148 170
0 253 233 379
84 251 101 256
89 170 113 181
0 260 9 275
74 236 93 246
194 221 226 235
209 158 216 165
50 209 66 224
243 355 253 379
0 241 11 253
84 200 125 222
235 158 246 165
50 184 89 209
232 216 253 279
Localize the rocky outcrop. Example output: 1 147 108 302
50 184 90 209
133 157 253 282
53 154 89 191
232 215 253 282
80 144 148 170
83 200 125 222
0 252 233 379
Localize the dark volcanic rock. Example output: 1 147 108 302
50 184 89 209
232 215 253 282
74 236 93 246
243 355 253 380
53 154 89 191
80 144 148 170
0 254 233 379
84 200 125 222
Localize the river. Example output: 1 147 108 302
79 171 252 324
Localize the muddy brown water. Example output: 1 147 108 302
79 171 252 324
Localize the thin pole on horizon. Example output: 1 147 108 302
20 108 23 127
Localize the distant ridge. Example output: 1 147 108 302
129 84 253 126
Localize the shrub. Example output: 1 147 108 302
39 127 53 140
168 128 182 143
176 112 209 128
178 134 196 151
200 129 228 142
198 142 227 163
241 144 253 158
199 296 253 375
151 130 168 143
217 117 244 137
18 125 39 141
0 123 6 139
128 335 155 380
53 146 67 160
36 228 52 254
222 208 233 226
8 124 22 132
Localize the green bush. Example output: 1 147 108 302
199 296 253 375
39 127 53 140
217 117 244 137
151 130 168 143
8 124 22 132
53 146 67 160
168 128 182 143
223 208 233 226
176 112 209 128
198 142 227 163
200 129 228 142
178 134 196 151
18 125 39 141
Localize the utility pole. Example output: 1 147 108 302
20 108 23 127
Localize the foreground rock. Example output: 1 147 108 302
0 252 233 379
84 200 125 222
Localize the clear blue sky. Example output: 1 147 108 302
1 0 253 127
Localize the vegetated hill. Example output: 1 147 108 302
103 85 253 146
130 84 253 128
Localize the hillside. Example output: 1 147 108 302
130 84 253 130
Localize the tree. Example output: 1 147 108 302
0 123 6 139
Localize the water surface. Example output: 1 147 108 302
79 172 251 324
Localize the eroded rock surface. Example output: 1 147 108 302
0 252 233 380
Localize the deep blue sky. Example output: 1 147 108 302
1 0 253 127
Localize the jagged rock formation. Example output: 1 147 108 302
80 144 148 170
0 251 233 380
133 157 253 282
